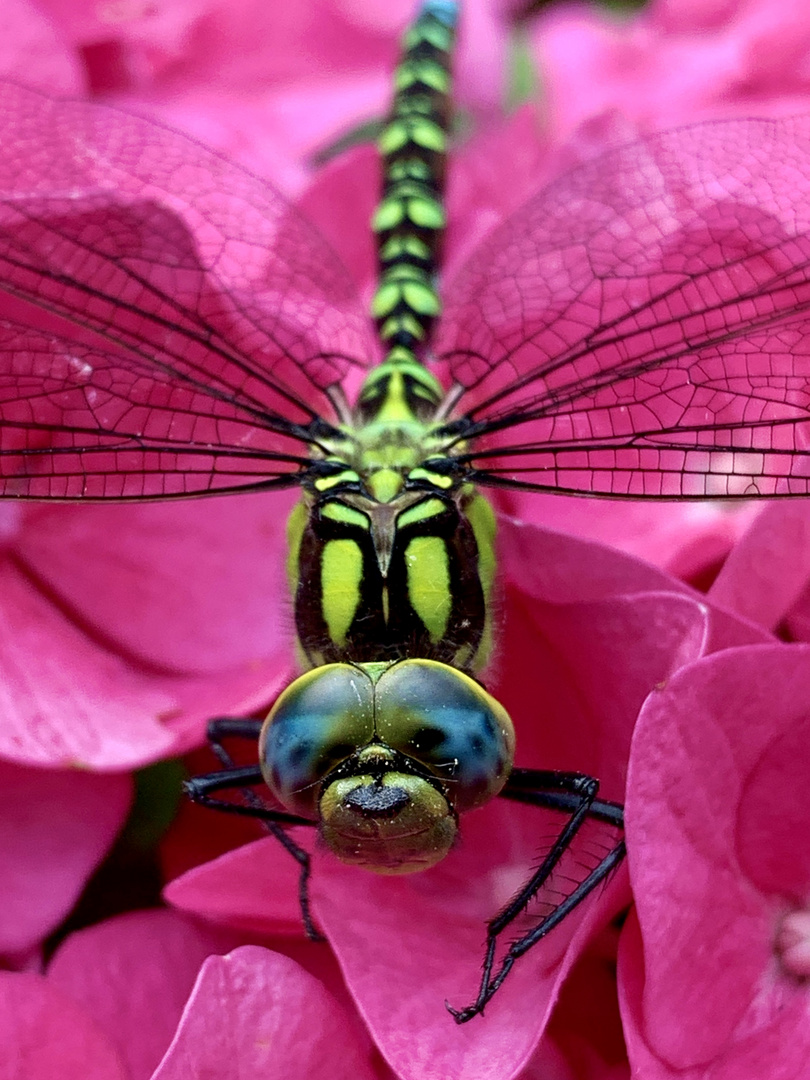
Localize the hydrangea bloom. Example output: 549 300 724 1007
531 0 810 151
13 0 508 183
0 2 808 1078
622 643 810 1078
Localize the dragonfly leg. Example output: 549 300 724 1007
205 715 264 770
184 716 323 942
447 768 625 1023
184 765 310 825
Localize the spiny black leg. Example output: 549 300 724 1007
447 768 625 1023
185 716 324 942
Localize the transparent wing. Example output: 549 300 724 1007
435 117 810 498
0 83 376 499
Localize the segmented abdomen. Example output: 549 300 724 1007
370 0 458 353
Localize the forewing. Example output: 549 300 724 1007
435 118 810 498
0 83 375 498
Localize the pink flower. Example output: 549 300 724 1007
12 0 509 187
531 0 810 158
709 501 810 639
0 762 130 958
621 643 810 1077
0 4 807 1076
0 908 380 1078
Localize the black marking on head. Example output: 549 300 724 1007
345 781 411 817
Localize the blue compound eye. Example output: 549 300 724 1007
373 659 515 812
259 664 375 818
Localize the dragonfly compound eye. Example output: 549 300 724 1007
374 660 516 814
259 664 376 818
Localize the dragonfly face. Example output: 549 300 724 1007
259 659 514 872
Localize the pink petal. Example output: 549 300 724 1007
444 109 554 275
0 971 127 1080
47 909 248 1080
151 946 377 1079
502 494 755 582
165 835 314 936
0 0 82 92
0 556 178 768
0 501 297 768
18 496 295 674
493 580 716 798
314 815 628 1080
652 0 742 33
620 908 810 1080
775 911 810 978
296 144 379 326
0 762 130 954
497 517 686 603
496 518 772 655
623 643 810 1074
709 502 810 629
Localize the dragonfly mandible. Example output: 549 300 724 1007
0 0 808 1022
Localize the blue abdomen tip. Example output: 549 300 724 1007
420 0 459 27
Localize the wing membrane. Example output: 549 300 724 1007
0 320 320 498
0 83 376 498
435 118 810 497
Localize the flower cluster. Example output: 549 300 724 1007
2 1 810 1078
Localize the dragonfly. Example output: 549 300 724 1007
0 0 809 1023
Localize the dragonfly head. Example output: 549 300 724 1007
259 659 515 874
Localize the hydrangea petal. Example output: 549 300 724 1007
0 971 127 1080
0 558 181 768
623 643 810 1074
18 495 295 675
709 502 810 630
0 524 295 768
0 0 82 92
151 945 377 1080
47 909 248 1080
0 762 130 954
165 834 314 936
494 580 719 795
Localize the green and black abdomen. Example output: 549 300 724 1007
371 0 457 352
288 487 496 673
